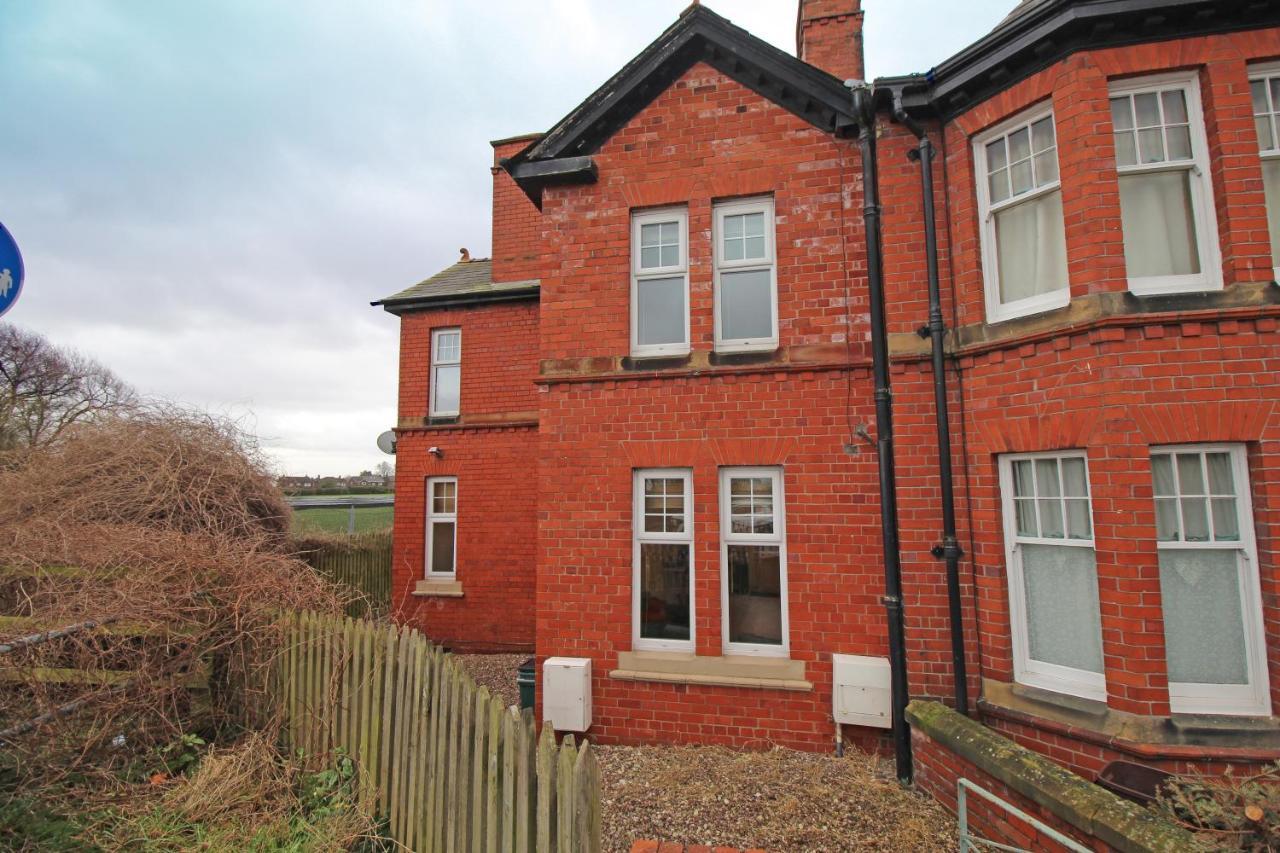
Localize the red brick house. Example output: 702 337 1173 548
378 0 1280 783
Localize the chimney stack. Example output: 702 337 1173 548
796 0 865 82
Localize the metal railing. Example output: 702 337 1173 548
288 495 394 535
958 778 1092 853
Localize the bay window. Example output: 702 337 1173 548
1109 74 1221 294
1250 63 1280 280
720 467 788 656
713 198 778 351
975 105 1069 322
633 469 693 651
426 477 457 577
631 208 690 357
999 452 1105 701
430 328 461 417
1151 446 1269 715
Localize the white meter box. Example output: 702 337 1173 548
832 654 892 729
542 657 592 732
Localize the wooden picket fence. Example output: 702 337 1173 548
277 611 600 852
298 533 392 618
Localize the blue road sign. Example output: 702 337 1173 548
0 222 24 318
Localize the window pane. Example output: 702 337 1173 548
1011 160 1033 195
640 223 661 247
995 190 1068 304
1257 117 1275 153
641 246 661 269
1152 455 1175 495
989 168 1010 204
1162 90 1188 124
1159 549 1248 685
1031 117 1056 152
1035 459 1061 496
1177 453 1205 494
1138 127 1165 163
434 364 460 414
1272 78 1280 114
743 212 765 237
1211 498 1240 541
1166 125 1192 161
430 521 455 573
1061 458 1087 497
1264 159 1280 268
636 276 686 347
639 543 691 642
1114 131 1137 168
1251 79 1269 115
744 235 766 259
1065 499 1091 540
1038 499 1065 538
1111 97 1134 131
1009 127 1031 162
433 482 455 514
1134 92 1160 127
727 544 782 646
1015 498 1038 537
660 222 678 245
1155 498 1179 541
1182 498 1210 541
435 332 460 361
1012 460 1035 497
1206 453 1235 495
724 215 743 240
1034 151 1059 186
720 269 773 341
987 138 1008 172
1020 543 1104 674
661 244 679 267
1118 171 1201 278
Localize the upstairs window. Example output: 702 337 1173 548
999 452 1105 701
714 198 778 351
1151 446 1269 715
720 467 788 656
975 105 1069 323
430 328 461 417
633 469 694 651
1250 64 1280 280
631 208 689 357
1110 74 1221 294
426 477 457 577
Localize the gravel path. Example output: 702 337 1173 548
455 653 526 708
598 744 955 852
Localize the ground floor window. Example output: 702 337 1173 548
633 469 693 651
1151 445 1270 716
426 477 457 577
999 452 1106 701
720 467 788 656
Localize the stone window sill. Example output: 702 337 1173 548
609 650 811 692
412 579 463 598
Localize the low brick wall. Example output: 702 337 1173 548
908 700 1195 853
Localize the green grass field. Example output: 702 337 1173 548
292 505 394 535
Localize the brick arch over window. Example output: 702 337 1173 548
974 410 1105 456
1131 401 1276 446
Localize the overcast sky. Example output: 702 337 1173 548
0 0 1013 476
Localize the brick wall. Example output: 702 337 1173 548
796 0 864 83
491 136 546 285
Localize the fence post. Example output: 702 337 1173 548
574 742 601 853
536 725 558 852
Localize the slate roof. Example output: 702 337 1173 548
374 260 539 313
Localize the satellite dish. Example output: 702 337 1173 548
376 430 397 455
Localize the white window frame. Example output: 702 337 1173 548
998 452 1107 702
425 476 457 578
713 197 778 352
719 467 789 657
632 468 695 652
1248 61 1280 280
429 328 462 418
973 103 1070 323
1150 444 1270 716
1109 72 1222 296
630 208 690 358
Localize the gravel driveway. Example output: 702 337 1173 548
456 653 526 708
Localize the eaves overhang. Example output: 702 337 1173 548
372 285 540 317
502 4 862 206
877 0 1280 123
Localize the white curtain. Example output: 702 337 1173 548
1263 159 1280 270
1118 170 1200 278
996 189 1068 304
1020 543 1104 673
1159 549 1248 685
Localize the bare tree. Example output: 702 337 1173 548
375 460 394 479
0 323 136 451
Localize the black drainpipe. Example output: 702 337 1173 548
850 81 912 784
892 92 970 718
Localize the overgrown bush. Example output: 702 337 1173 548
1155 762 1280 851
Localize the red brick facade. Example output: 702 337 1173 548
383 0 1280 781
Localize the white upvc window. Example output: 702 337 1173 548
1150 445 1269 716
1249 62 1280 280
720 467 789 657
1109 73 1221 295
633 469 694 651
426 477 457 577
999 452 1106 701
430 328 461 417
631 208 690 357
713 197 778 352
974 104 1070 323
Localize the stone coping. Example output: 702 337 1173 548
907 699 1196 853
610 650 811 692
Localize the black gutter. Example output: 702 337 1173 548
851 81 912 784
372 287 540 316
891 92 970 719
